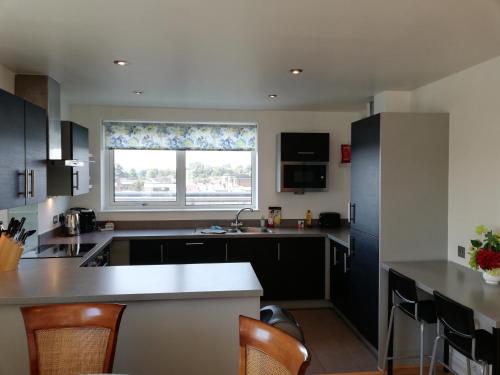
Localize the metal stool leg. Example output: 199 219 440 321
429 335 442 375
383 305 397 374
420 322 425 375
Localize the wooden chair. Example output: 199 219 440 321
21 303 126 375
239 315 310 375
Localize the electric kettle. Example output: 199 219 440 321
64 210 80 236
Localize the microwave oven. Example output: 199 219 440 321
277 162 328 192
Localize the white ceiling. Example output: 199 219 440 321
1 0 500 111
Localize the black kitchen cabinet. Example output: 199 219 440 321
165 239 226 264
47 121 90 196
330 240 350 318
277 237 325 300
130 240 164 265
227 238 279 300
25 101 48 205
130 238 226 265
0 89 47 210
350 115 380 237
279 133 330 162
349 229 379 348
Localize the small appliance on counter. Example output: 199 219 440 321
64 210 80 236
318 212 341 228
69 207 97 233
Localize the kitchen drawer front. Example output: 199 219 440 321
129 240 164 265
164 239 226 264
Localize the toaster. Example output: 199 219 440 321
319 212 341 228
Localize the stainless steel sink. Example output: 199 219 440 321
195 226 272 234
237 227 272 234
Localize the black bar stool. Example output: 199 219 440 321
383 269 437 375
429 291 497 375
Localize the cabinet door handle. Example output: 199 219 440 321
277 242 281 261
351 203 356 223
333 246 337 266
347 202 351 223
343 253 347 274
73 170 79 191
185 242 204 246
297 151 314 155
29 170 35 197
225 243 228 262
18 170 27 197
160 244 164 263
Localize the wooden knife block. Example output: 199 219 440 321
0 234 23 271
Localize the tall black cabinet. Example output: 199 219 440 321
331 112 449 356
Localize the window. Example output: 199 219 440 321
103 122 257 210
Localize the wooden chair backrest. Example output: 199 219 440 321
239 315 310 375
21 303 126 375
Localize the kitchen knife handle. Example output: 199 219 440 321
29 170 35 197
73 171 79 191
17 170 27 197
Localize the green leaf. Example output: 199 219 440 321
471 239 482 248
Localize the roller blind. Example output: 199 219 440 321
103 121 257 151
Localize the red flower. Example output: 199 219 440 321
476 249 500 270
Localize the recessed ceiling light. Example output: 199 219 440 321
290 68 303 75
133 90 144 95
114 60 129 66
268 94 278 99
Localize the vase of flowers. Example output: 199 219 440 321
469 225 500 285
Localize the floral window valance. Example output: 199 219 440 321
103 121 257 151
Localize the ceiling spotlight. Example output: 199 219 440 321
133 90 144 95
114 60 129 66
268 94 278 99
290 68 303 75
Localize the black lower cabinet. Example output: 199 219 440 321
331 231 379 349
165 239 226 264
330 241 351 318
227 238 279 300
130 240 164 265
349 229 379 348
129 236 326 301
277 238 325 300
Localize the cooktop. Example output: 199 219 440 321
22 243 97 259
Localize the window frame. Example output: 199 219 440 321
103 148 258 212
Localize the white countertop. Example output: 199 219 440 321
383 260 500 328
0 259 262 305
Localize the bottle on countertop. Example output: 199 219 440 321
260 215 266 228
305 210 313 227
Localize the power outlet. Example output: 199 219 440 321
52 215 58 224
458 245 466 258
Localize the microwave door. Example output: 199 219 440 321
281 164 327 192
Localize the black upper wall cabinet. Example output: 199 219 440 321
0 89 47 210
47 121 90 196
279 133 330 162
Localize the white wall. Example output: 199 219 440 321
412 54 500 265
373 90 413 114
69 105 359 222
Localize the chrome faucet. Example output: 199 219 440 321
232 207 254 228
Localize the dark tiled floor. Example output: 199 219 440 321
290 308 378 375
